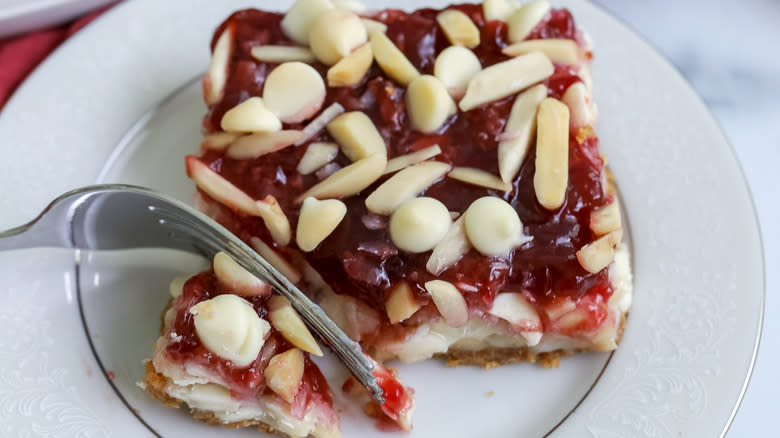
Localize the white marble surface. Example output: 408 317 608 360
592 0 779 436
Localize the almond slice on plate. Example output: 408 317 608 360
297 153 386 201
249 237 302 283
483 0 515 21
361 18 388 34
186 156 261 216
204 24 233 105
281 0 334 45
268 295 324 356
448 167 512 192
576 229 622 273
406 75 457 133
503 39 580 65
498 83 547 183
264 348 305 404
255 195 292 246
251 45 316 64
463 196 528 256
489 292 542 345
383 145 442 175
200 132 241 152
366 161 451 215
297 142 340 175
370 31 421 86
309 9 368 65
296 197 347 251
562 81 595 130
590 200 621 235
534 97 570 210
506 0 551 42
389 197 451 253
385 281 422 324
433 46 482 99
426 215 471 275
424 280 469 328
459 52 554 111
226 130 304 160
263 62 326 123
328 43 374 87
327 111 387 161
436 9 480 49
213 251 270 297
221 97 282 133
297 102 346 145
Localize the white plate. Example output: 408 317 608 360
0 1 763 437
0 0 114 38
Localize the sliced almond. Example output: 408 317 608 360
506 0 551 42
201 132 241 152
327 43 373 87
226 130 304 160
426 215 471 275
213 251 270 297
186 156 260 216
264 348 305 404
296 197 347 252
576 229 622 273
204 24 233 105
361 18 388 35
297 142 340 175
503 39 580 65
463 196 527 257
459 52 554 111
436 9 480 49
268 295 323 356
249 237 302 283
489 292 542 343
255 195 292 246
281 0 334 45
424 280 469 328
169 276 187 298
327 111 387 161
562 82 595 130
370 31 421 86
221 97 282 133
309 9 367 65
433 46 482 99
385 281 422 324
297 153 386 201
498 83 547 183
447 167 512 192
406 75 457 133
483 0 515 21
366 161 451 215
590 200 621 236
263 62 326 124
534 97 570 210
389 197 451 253
383 145 442 175
297 102 345 145
251 45 316 64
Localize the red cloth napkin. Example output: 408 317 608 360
0 5 113 110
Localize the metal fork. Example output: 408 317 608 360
0 184 384 404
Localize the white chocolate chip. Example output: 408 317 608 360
424 280 469 328
186 156 263 217
385 281 421 324
255 195 292 246
383 145 442 175
332 0 366 12
190 294 271 367
213 252 270 297
268 295 323 356
489 292 541 345
250 45 316 64
200 132 241 152
590 200 621 236
426 215 471 275
503 38 580 64
498 83 547 183
483 0 515 21
327 111 387 161
506 0 551 42
459 52 554 111
220 97 282 133
562 81 595 130
361 18 388 35
433 46 482 98
370 31 421 86
463 196 527 256
436 9 480 49
296 197 347 252
406 75 457 133
297 153 386 201
309 9 367 65
576 229 621 273
297 102 345 145
366 161 451 215
249 237 302 283
447 167 512 192
226 130 304 160
264 348 305 404
204 25 233 105
297 142 340 175
262 62 326 124
327 43 374 87
534 97 570 210
281 0 334 45
389 197 451 253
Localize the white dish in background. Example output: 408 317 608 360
0 0 764 437
0 0 114 38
